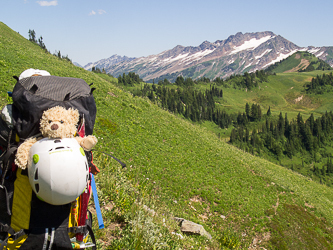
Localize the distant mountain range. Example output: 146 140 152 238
81 31 333 82
83 55 135 71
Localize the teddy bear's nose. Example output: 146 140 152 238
51 124 59 130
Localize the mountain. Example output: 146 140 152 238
73 62 83 68
99 31 333 82
83 54 136 71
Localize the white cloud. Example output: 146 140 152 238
89 10 96 15
36 0 58 6
89 9 106 15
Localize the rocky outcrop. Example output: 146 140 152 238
174 217 212 240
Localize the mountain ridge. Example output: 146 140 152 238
87 31 333 82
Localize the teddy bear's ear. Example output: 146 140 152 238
67 108 80 125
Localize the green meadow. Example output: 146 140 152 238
1 22 333 249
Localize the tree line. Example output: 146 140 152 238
117 72 143 86
230 107 333 185
28 29 72 62
306 72 333 94
130 82 233 128
221 70 271 90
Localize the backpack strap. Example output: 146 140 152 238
0 225 26 250
0 145 18 185
0 145 17 217
85 223 96 250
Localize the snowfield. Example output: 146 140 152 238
230 35 275 55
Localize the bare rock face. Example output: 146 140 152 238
174 217 212 240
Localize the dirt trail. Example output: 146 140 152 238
284 59 310 73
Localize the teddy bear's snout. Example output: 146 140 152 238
51 124 59 130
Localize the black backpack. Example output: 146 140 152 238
0 75 97 249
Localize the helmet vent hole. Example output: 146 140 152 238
34 169 38 180
85 162 88 171
35 184 39 193
55 147 65 150
49 149 53 152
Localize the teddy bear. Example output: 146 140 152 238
15 106 98 169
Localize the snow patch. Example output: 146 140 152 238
255 49 272 59
228 59 235 64
149 57 158 62
298 48 308 52
181 49 216 65
230 35 274 55
308 48 320 54
262 49 298 68
316 51 324 57
243 63 252 70
163 53 189 63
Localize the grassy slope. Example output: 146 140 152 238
265 51 327 74
195 70 333 121
1 22 333 249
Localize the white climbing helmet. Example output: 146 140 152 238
28 137 89 205
19 68 51 80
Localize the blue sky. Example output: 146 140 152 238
1 0 332 66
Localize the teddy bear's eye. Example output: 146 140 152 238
48 120 52 124
60 120 64 124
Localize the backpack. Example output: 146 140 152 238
0 75 100 249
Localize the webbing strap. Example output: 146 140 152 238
0 146 17 186
86 224 96 250
48 228 55 250
0 185 11 216
42 228 48 250
91 174 104 229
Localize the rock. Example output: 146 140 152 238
173 217 212 240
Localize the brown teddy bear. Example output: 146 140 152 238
15 106 98 169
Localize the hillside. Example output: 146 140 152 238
265 51 332 73
1 22 333 249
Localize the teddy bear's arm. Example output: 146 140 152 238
75 135 98 151
15 137 38 169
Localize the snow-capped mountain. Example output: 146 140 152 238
83 54 136 71
93 31 333 82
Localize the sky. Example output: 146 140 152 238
1 0 333 66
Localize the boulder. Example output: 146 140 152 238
174 217 212 240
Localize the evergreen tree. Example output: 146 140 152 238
28 29 37 43
38 36 46 50
267 106 271 116
245 103 250 119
